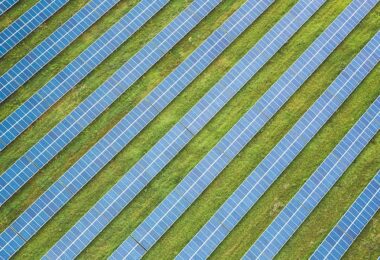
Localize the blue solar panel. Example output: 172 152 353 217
46 0 326 254
0 0 121 103
243 96 380 259
178 30 380 260
311 170 380 259
0 0 171 203
0 1 221 257
0 0 18 16
0 0 169 150
0 0 69 57
41 0 275 257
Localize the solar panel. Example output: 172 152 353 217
0 0 197 205
0 1 221 257
311 170 380 259
51 0 331 257
178 30 380 260
243 96 380 259
0 0 18 16
0 0 121 103
41 0 275 257
0 0 169 150
0 0 69 57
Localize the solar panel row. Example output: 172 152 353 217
0 0 69 57
0 0 18 16
42 0 275 257
311 170 380 259
243 96 380 259
0 1 221 257
0 0 190 205
59 0 325 257
114 2 378 258
0 0 121 103
178 30 380 260
0 0 169 150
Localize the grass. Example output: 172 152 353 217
0 0 379 259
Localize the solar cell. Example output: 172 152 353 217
0 1 221 257
243 96 380 259
49 2 328 258
178 30 380 260
0 0 121 103
0 0 18 16
41 0 275 257
311 170 380 259
0 0 69 57
0 0 169 149
0 0 171 203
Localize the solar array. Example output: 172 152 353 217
0 0 169 150
0 0 121 103
112 1 379 258
311 170 380 259
178 30 380 260
42 0 275 257
0 0 378 259
243 96 380 259
0 1 221 257
0 0 201 205
0 0 18 16
0 0 69 58
46 2 326 258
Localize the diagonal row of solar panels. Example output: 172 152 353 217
0 0 169 150
0 0 121 103
311 170 380 259
41 0 276 257
0 1 221 257
0 0 18 16
178 30 380 260
0 0 69 57
0 0 196 205
50 0 329 258
244 96 380 259
115 1 378 258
